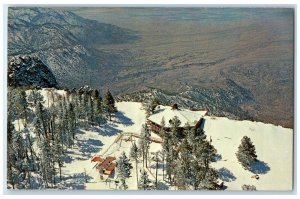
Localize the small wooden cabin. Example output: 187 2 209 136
96 156 116 176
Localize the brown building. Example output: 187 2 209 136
147 104 207 136
95 156 117 176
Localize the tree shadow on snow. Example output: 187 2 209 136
89 125 121 136
63 155 74 164
149 162 165 170
77 138 103 155
58 172 93 190
63 138 104 164
249 160 271 174
61 124 121 165
218 167 236 182
214 154 222 161
153 107 165 115
74 128 85 135
114 111 134 126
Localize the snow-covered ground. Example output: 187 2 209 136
58 100 293 191
20 89 292 191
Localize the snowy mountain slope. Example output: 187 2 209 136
58 99 293 191
12 88 292 191
203 117 293 190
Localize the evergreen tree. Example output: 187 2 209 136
199 167 219 190
174 159 186 190
68 103 76 139
130 142 139 186
151 151 161 189
119 177 128 190
18 89 29 125
117 152 133 178
160 118 168 180
186 128 220 190
81 92 89 130
38 138 56 188
162 130 172 182
35 102 49 139
178 138 192 187
236 136 257 169
170 116 182 141
143 97 160 117
53 135 63 181
27 89 44 108
138 170 152 190
7 118 19 189
139 124 151 167
22 127 37 171
91 89 105 126
104 89 117 121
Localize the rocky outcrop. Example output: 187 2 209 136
8 55 57 88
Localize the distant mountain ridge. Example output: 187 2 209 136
8 7 138 88
118 79 256 121
7 7 293 128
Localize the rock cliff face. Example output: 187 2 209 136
8 56 57 88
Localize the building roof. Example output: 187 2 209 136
91 155 104 163
148 105 207 127
98 156 116 169
106 163 116 172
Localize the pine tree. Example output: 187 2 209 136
138 170 152 190
186 128 219 190
27 89 44 108
38 138 56 188
7 117 19 189
178 138 192 187
174 159 186 190
53 135 63 181
236 136 257 169
104 89 117 121
199 167 219 190
35 102 49 139
119 177 128 190
18 89 29 125
162 130 172 182
139 124 151 167
143 97 160 117
151 151 161 189
68 103 76 139
130 142 139 186
159 117 169 180
170 116 182 141
117 152 133 178
22 127 37 171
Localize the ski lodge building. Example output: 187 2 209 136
147 104 207 136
